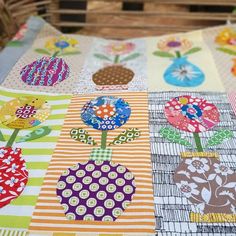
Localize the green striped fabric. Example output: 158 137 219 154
0 87 71 229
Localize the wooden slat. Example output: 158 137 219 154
58 0 236 6
54 21 206 30
48 9 236 21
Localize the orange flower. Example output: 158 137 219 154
157 37 192 53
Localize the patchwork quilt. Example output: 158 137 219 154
0 17 236 236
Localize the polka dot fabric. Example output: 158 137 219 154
164 95 220 133
56 160 136 221
81 96 131 131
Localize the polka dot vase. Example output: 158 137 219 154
56 160 136 221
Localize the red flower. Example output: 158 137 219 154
164 95 220 133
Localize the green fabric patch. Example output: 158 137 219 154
16 126 51 143
70 128 97 146
205 129 234 148
109 128 140 146
160 127 193 147
90 148 112 161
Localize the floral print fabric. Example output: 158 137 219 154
174 157 236 214
0 147 28 208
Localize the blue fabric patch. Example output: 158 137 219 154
81 96 131 131
0 16 45 84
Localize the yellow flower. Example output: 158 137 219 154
45 35 79 53
215 28 236 50
157 37 192 53
0 97 50 129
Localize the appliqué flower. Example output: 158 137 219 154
215 28 236 49
45 35 79 53
214 163 234 176
5 177 19 187
185 157 210 174
164 95 220 133
105 42 135 55
176 181 199 198
0 97 51 129
171 64 201 82
81 96 131 131
157 37 192 53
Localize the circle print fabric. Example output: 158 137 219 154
56 160 136 221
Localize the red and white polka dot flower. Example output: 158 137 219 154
164 95 220 133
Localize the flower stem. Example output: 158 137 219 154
52 51 59 57
114 55 120 64
193 132 203 152
101 130 108 149
6 128 20 147
175 51 181 58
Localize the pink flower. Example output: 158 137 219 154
105 42 135 55
164 95 220 133
12 24 27 41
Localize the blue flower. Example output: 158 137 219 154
81 96 131 131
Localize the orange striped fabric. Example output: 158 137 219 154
29 92 155 234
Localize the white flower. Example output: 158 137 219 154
10 148 20 155
214 163 233 176
0 149 7 158
3 156 13 165
17 182 25 192
0 186 6 195
176 180 199 198
5 177 18 187
172 65 200 81
186 158 210 174
6 163 19 173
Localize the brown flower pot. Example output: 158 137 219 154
173 152 236 222
92 65 134 91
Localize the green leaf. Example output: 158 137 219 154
216 47 236 56
60 51 81 56
17 126 52 143
153 51 175 58
35 48 51 55
205 129 234 148
7 41 23 47
94 53 112 61
109 128 140 146
160 127 192 147
184 47 202 56
0 129 5 142
120 53 141 62
70 128 97 146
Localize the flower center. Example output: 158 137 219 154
228 38 236 45
112 45 125 52
180 185 191 193
95 104 116 119
15 105 37 119
192 160 204 169
181 104 202 120
55 41 70 49
219 165 228 172
167 41 181 47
